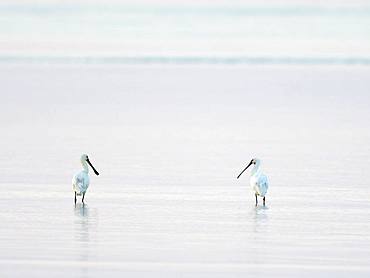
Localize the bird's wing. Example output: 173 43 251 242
257 174 269 195
72 171 89 193
259 174 268 187
72 172 82 183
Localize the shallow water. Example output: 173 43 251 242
1 65 370 277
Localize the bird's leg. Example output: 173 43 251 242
82 192 85 204
74 192 77 204
263 196 266 206
255 194 258 207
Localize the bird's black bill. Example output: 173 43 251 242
87 159 99 176
237 160 253 179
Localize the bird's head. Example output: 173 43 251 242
237 158 260 179
80 154 99 176
81 154 89 162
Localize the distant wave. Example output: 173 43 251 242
1 56 370 65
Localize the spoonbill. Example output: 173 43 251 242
72 154 99 204
237 158 269 206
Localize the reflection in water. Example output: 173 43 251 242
73 204 97 278
249 206 270 265
75 203 90 218
253 206 269 224
252 206 270 234
74 204 90 243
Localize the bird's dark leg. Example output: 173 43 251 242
255 194 258 207
263 196 266 206
74 192 77 204
82 192 85 204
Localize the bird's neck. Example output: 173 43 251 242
81 160 89 172
251 162 260 176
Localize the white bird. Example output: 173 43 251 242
72 154 99 204
237 158 269 206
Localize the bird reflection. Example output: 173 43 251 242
75 203 89 218
253 205 269 233
247 206 270 265
73 203 94 278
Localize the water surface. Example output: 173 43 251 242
0 65 370 277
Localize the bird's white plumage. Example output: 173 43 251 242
250 159 269 197
72 170 90 195
72 154 91 195
250 172 268 197
237 158 269 206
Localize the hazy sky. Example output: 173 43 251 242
3 0 370 4
1 0 370 61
